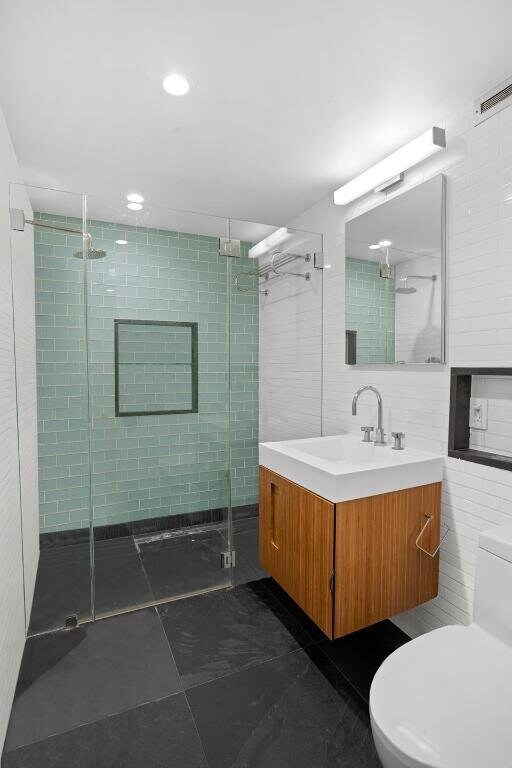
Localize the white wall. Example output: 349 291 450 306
262 101 512 638
259 241 323 443
0 106 38 750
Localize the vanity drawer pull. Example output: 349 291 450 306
270 482 279 550
415 514 449 558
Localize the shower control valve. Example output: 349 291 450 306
360 426 374 443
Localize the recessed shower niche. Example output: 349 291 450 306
115 320 198 416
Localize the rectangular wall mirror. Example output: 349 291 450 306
345 173 446 365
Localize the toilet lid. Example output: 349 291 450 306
370 624 512 768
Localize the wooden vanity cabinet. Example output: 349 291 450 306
259 466 441 640
259 467 335 636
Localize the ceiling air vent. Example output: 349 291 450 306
474 75 512 125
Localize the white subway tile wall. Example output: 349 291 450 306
0 112 38 750
259 254 323 443
267 102 512 638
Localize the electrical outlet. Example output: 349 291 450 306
469 398 488 430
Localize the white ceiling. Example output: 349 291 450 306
1 0 512 227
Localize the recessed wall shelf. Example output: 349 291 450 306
114 319 198 416
448 367 512 471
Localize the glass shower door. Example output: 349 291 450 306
12 184 94 635
84 197 233 618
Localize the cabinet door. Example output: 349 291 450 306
334 482 441 638
259 467 334 637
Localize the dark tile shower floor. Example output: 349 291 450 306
29 517 266 634
2 577 409 768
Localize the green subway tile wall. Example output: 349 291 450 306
345 257 395 364
35 213 258 534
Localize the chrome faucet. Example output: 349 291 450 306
352 385 386 445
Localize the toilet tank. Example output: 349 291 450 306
473 524 512 646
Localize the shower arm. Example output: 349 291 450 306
27 219 92 248
399 274 437 282
10 208 92 245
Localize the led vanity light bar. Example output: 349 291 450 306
333 127 445 205
248 227 292 259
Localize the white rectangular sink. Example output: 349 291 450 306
259 434 443 503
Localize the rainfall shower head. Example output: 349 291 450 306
395 283 416 294
396 274 436 294
73 232 107 259
73 248 107 260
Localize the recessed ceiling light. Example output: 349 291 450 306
126 193 144 204
127 202 143 211
379 240 392 247
162 73 190 96
368 244 381 250
115 239 128 245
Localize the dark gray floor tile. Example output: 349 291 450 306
4 608 181 752
187 646 380 768
232 518 268 585
28 537 153 633
159 581 314 689
29 550 91 634
2 694 207 768
319 620 410 702
139 528 231 600
260 577 327 642
94 552 154 616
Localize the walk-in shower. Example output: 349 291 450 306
9 183 322 636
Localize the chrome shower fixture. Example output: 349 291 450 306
73 245 107 260
376 244 393 279
395 274 436 294
10 208 107 259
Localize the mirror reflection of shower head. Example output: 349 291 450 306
395 278 416 294
395 274 436 294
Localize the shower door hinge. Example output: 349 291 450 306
219 238 241 257
221 550 237 569
10 208 26 231
314 252 327 269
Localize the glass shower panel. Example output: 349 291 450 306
11 184 93 635
227 222 324 585
84 197 233 617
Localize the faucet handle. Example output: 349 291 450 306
391 431 405 450
360 426 374 443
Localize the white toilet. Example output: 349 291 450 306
370 524 512 768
